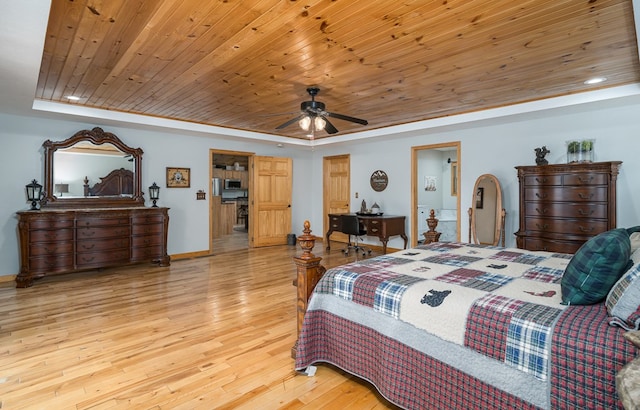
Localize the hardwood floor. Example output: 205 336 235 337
0 229 400 409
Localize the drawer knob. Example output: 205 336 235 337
370 228 379 233
535 223 549 230
578 192 594 200
535 177 548 183
579 226 595 233
535 193 548 199
535 207 549 215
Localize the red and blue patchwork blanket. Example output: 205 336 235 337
296 242 636 409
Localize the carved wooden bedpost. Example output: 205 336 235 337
292 220 326 359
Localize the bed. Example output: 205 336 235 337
293 221 640 409
83 168 134 196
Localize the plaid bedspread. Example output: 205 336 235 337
314 242 570 380
296 242 636 409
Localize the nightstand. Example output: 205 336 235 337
617 330 640 409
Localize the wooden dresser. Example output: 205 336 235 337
515 161 621 254
16 207 170 287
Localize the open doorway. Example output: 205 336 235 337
410 142 461 247
210 149 253 253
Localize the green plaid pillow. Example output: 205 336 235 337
561 228 633 305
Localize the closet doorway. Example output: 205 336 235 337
410 142 461 247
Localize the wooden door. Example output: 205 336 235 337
323 155 350 244
249 156 293 247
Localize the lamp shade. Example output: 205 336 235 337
54 183 69 196
298 116 311 131
314 116 326 130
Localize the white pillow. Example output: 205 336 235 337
631 232 640 254
606 249 640 330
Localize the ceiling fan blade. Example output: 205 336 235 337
275 114 305 130
322 117 339 134
326 111 368 125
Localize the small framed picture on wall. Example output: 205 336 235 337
166 167 190 188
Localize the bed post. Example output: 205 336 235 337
292 220 326 359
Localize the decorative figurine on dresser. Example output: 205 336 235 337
514 161 621 254
16 127 170 288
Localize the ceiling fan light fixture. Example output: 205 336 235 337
299 116 311 131
314 116 326 131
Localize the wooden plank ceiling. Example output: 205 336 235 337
37 0 640 141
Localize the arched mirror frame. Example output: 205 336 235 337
468 173 506 247
41 127 144 208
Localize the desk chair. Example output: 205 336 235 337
341 215 372 257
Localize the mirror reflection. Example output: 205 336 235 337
54 142 134 197
468 174 506 246
42 127 144 208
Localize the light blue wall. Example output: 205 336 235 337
0 113 314 277
1 93 640 278
308 95 640 250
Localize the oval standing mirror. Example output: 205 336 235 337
42 127 144 208
468 174 506 246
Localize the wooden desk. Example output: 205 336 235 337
326 213 408 254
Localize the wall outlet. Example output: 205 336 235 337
355 192 359 198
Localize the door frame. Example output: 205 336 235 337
410 142 461 247
209 148 254 254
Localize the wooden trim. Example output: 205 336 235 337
0 274 16 284
411 142 461 247
170 250 212 260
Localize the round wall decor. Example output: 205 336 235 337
370 170 388 192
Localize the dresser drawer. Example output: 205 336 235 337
132 245 165 261
524 186 607 202
132 235 162 247
76 216 130 227
76 249 130 267
30 241 74 256
29 254 74 273
131 213 165 224
525 217 608 236
29 218 74 230
523 175 562 186
77 225 131 240
524 202 608 219
77 237 130 253
563 173 607 186
517 237 582 254
29 228 74 242
132 223 163 235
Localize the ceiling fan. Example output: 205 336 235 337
275 87 368 135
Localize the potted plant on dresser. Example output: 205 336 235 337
566 139 594 163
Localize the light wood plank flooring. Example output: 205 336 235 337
0 230 400 409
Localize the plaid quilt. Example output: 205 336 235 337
312 242 571 381
296 242 637 409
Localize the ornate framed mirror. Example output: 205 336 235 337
468 174 506 246
41 127 145 208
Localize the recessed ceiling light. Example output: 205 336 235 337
66 95 80 101
584 77 607 85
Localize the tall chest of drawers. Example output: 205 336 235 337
514 161 621 254
16 207 169 287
